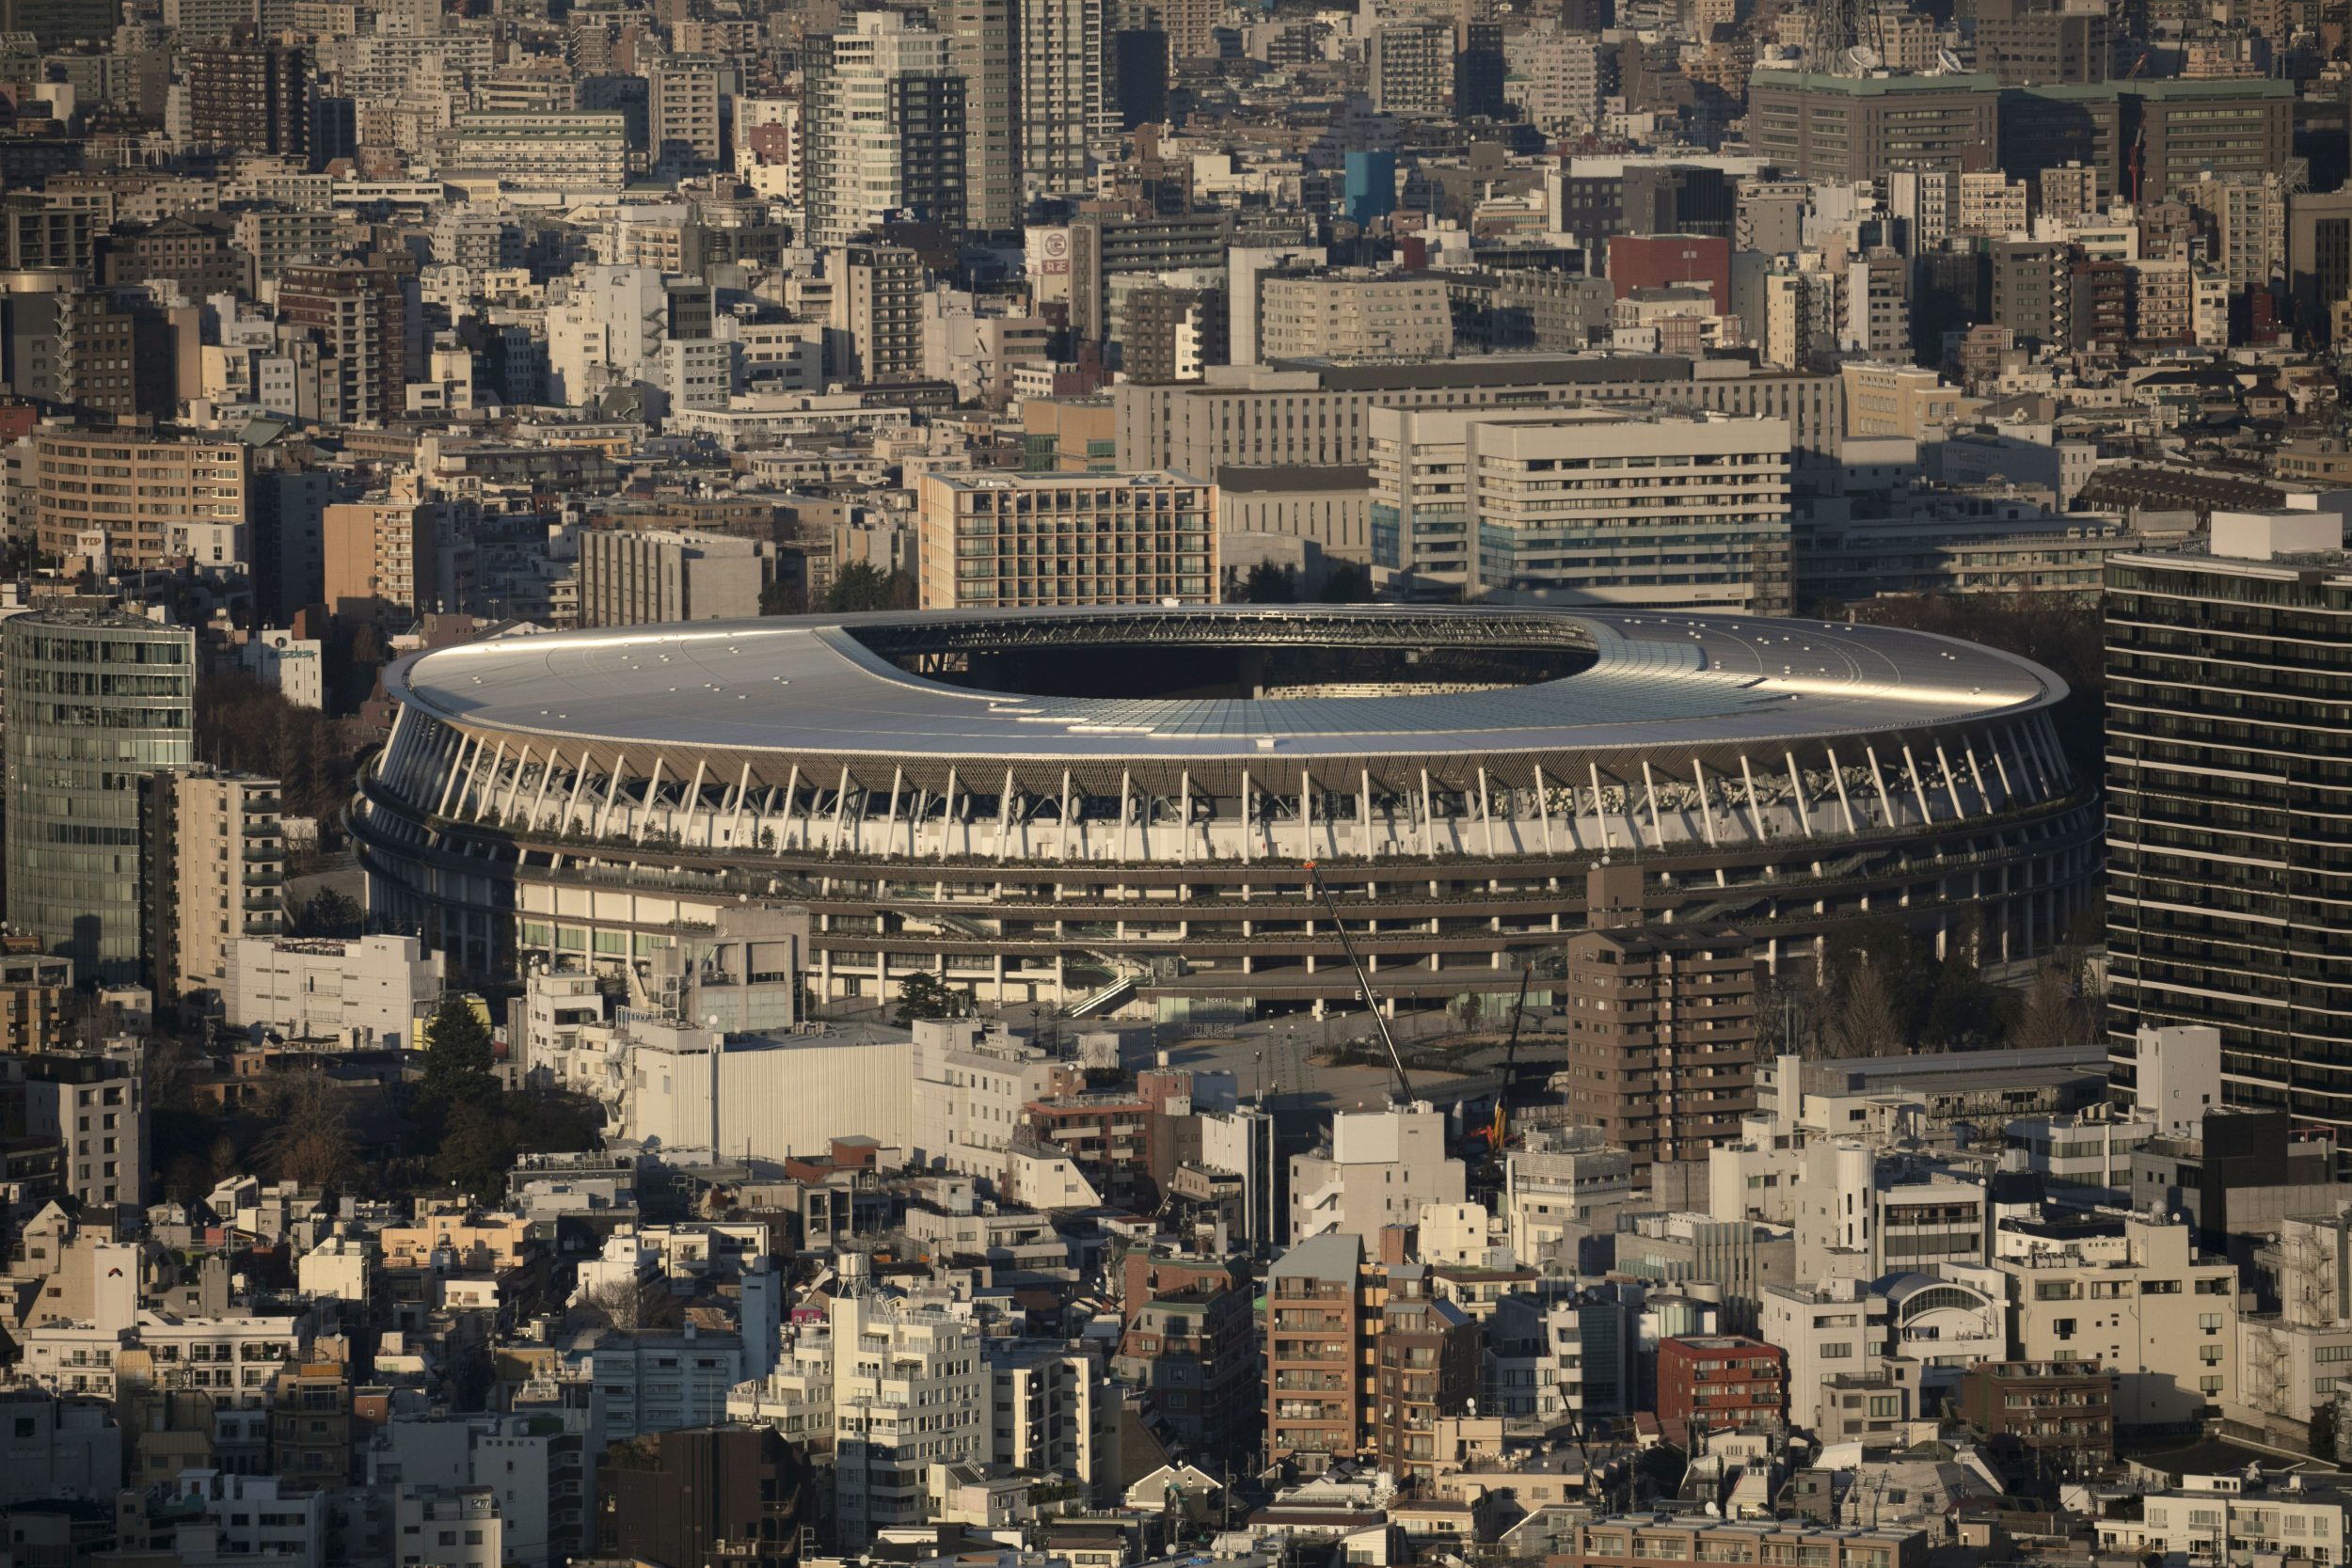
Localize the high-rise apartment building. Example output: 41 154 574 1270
1562 865 1761 1173
804 13 969 246
1265 1231 1376 1471
277 263 405 426
1019 0 1110 199
140 768 286 1015
324 496 446 619
1368 405 1792 609
648 55 724 177
2107 511 2352 1144
1370 22 1450 114
4 610 196 986
831 243 926 382
186 39 312 161
916 470 1214 609
32 430 248 572
1453 20 1505 120
57 290 179 420
946 0 1020 230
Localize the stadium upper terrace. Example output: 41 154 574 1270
358 606 2096 1007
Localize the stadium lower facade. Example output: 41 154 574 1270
355 606 2099 1016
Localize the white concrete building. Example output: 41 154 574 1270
1993 1212 2236 1430
577 1330 745 1449
803 12 964 248
19 1312 309 1406
1290 1106 1466 1244
911 1021 1080 1181
618 1023 914 1162
222 934 444 1048
1368 406 1792 608
1759 1276 1891 1433
985 1341 1119 1501
730 1267 986 1543
1503 1125 1638 1268
395 1486 504 1568
240 629 324 708
296 1235 373 1304
167 1471 327 1564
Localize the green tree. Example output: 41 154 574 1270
433 1098 516 1204
1234 562 1297 604
825 562 916 613
420 994 497 1104
302 887 363 938
759 578 807 616
1317 562 1375 603
894 971 964 1024
2313 1401 2342 1464
1822 960 1904 1059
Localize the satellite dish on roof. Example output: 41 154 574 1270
1844 44 1882 71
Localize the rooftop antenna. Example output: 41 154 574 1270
1302 860 1417 1106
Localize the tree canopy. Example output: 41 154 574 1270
419 994 498 1104
825 562 917 613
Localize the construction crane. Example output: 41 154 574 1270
1491 960 1536 1147
1302 861 1419 1107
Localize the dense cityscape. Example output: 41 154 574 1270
2 0 2352 1562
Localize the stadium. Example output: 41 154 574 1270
355 605 2099 1015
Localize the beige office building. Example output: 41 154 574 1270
917 470 1214 609
577 528 781 627
143 768 286 1013
32 430 247 570
1257 272 1454 361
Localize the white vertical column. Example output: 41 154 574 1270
1823 746 1857 834
1740 753 1764 842
1933 743 1966 818
632 756 666 844
777 764 801 852
1300 768 1313 863
941 767 961 862
1587 762 1607 849
596 752 629 839
996 768 1016 863
1059 769 1073 863
1641 760 1663 848
882 767 904 859
1961 739 1994 814
1420 768 1435 860
1863 745 1896 827
1359 769 1374 860
726 762 753 847
1477 767 1497 858
1178 771 1191 865
1534 764 1554 854
1691 756 1718 847
528 748 561 832
829 765 851 855
681 758 709 843
436 735 475 817
1899 744 1934 826
563 752 591 834
1783 750 1814 839
500 746 532 822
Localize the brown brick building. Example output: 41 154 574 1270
1656 1334 1787 1435
1561 865 1760 1172
1955 1358 2115 1465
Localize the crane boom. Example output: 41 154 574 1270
1302 861 1417 1106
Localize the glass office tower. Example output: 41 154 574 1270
4 609 195 984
